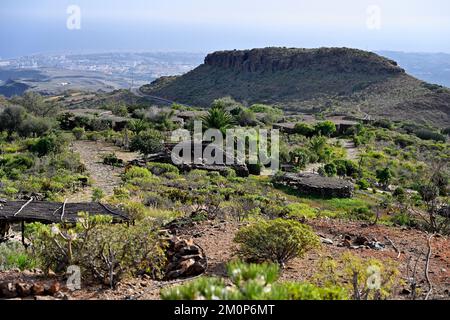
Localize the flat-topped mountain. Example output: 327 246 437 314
204 47 404 75
141 47 450 127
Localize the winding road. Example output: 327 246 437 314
131 87 192 108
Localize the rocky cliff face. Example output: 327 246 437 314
204 47 405 75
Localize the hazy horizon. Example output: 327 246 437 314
1 0 450 59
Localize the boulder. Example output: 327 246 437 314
179 245 201 256
31 283 46 296
321 238 334 245
47 282 61 295
16 283 33 297
354 236 370 246
0 282 18 299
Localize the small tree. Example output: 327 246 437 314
0 105 26 137
27 213 166 288
294 123 315 137
376 167 392 190
130 130 164 157
324 163 337 177
315 121 337 137
127 119 148 135
290 148 310 169
18 116 52 137
234 219 320 267
335 161 347 178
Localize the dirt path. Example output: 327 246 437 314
342 139 359 160
70 141 139 202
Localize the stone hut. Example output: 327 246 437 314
273 173 354 198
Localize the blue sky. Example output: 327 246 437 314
1 0 450 58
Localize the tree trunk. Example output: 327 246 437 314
0 221 11 239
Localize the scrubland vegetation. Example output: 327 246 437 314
0 89 448 300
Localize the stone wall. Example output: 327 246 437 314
273 173 354 198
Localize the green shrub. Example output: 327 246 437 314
113 187 131 200
72 127 85 140
317 166 326 176
234 219 320 266
130 130 164 156
236 108 257 126
30 136 57 156
161 277 228 300
161 261 347 300
394 135 415 148
92 187 105 202
393 187 406 201
249 104 282 116
27 213 166 288
348 207 373 221
357 179 370 190
18 116 53 137
315 121 337 137
0 154 35 175
415 129 446 142
144 192 172 208
324 163 337 177
333 159 359 177
146 162 179 176
85 132 100 141
290 148 310 169
376 167 393 189
275 282 348 300
442 127 450 136
391 213 416 227
0 242 36 271
103 153 123 167
123 201 147 221
373 119 393 129
315 253 401 300
294 123 315 137
3 186 19 196
124 166 152 180
285 203 319 219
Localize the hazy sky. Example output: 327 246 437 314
1 0 450 58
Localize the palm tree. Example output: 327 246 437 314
127 119 148 134
201 106 234 134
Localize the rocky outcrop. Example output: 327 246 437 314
164 236 207 280
204 47 404 75
273 173 354 198
0 280 64 299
